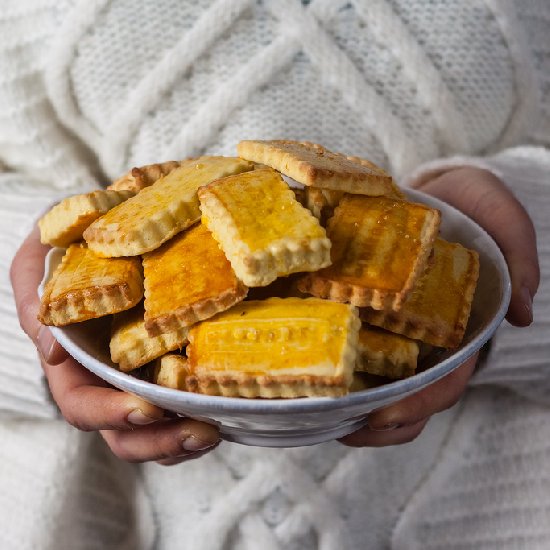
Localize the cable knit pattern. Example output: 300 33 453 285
392 389 550 550
0 1 549 549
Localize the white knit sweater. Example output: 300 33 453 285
1 1 549 549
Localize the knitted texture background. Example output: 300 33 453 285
0 1 549 549
1 0 548 188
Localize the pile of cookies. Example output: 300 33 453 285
38 140 479 398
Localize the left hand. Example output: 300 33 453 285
340 166 540 447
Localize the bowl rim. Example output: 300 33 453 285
47 188 511 415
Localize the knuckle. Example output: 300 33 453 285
59 407 91 432
151 431 185 460
399 432 421 445
9 251 22 287
104 432 139 463
398 424 425 444
15 295 37 338
56 392 92 432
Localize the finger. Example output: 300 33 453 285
41 355 165 430
366 354 477 430
156 443 222 466
101 419 220 463
416 168 539 326
10 226 67 364
340 418 429 447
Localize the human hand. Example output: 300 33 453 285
11 226 220 465
340 166 540 447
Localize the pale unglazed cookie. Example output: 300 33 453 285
38 189 134 247
110 306 189 372
298 195 441 310
83 156 253 257
186 298 360 398
355 326 419 379
198 167 331 287
303 187 345 225
360 239 480 348
153 354 190 390
143 223 248 336
38 243 143 326
107 159 194 192
237 139 396 195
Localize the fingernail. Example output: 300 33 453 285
36 325 56 362
520 286 533 324
368 422 402 432
127 408 160 426
181 435 218 452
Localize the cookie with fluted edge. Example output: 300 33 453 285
355 326 418 379
360 239 479 348
237 140 396 195
38 189 134 248
107 159 193 192
38 243 143 326
303 187 345 225
110 306 189 372
186 297 360 398
83 156 253 257
298 194 441 310
153 354 190 390
143 223 248 336
198 167 331 287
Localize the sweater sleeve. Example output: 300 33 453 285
402 146 550 406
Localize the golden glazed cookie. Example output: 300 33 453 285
298 195 441 310
110 306 189 372
186 297 360 398
38 189 134 248
360 239 480 348
198 167 331 287
355 326 419 379
83 156 253 257
143 223 248 336
237 140 396 195
38 243 143 326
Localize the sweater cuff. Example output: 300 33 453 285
402 147 550 406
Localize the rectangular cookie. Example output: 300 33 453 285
237 140 396 195
186 297 360 398
153 354 190 390
143 222 248 336
38 243 143 326
356 326 419 379
298 195 440 310
39 189 134 248
83 156 253 257
303 187 345 226
110 306 189 372
360 239 480 348
107 159 194 192
198 167 331 287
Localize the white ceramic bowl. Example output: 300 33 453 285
41 189 511 447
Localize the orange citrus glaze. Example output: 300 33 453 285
189 298 352 375
50 244 140 300
321 195 432 290
143 223 240 316
206 168 326 251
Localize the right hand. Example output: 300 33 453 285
11 226 220 465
